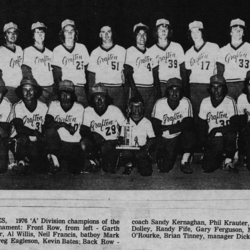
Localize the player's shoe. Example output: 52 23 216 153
122 162 133 175
180 162 193 174
13 161 27 175
224 162 239 174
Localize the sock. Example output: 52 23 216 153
181 153 190 165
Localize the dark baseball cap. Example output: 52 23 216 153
210 75 226 85
166 78 182 88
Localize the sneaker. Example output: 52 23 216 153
15 161 27 175
225 162 239 174
122 162 133 175
180 162 193 174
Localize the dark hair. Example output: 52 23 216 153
59 25 79 43
15 85 43 99
207 84 228 96
58 90 77 103
88 93 113 108
134 27 148 38
153 24 173 40
187 28 207 44
228 25 247 41
4 29 19 40
32 27 46 44
242 78 250 95
99 25 116 44
165 86 184 99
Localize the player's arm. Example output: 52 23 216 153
151 117 163 137
21 64 33 78
80 124 106 145
87 71 96 88
51 65 62 93
161 117 194 134
0 122 11 138
216 62 225 76
197 117 208 146
152 66 162 99
180 62 189 97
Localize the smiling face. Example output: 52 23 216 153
63 25 75 44
210 83 224 102
5 28 18 45
136 29 147 47
167 86 181 102
191 27 203 43
94 94 107 110
22 84 36 104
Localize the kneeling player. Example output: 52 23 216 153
11 77 48 174
119 97 155 176
81 83 125 173
198 75 240 173
151 78 195 173
44 80 85 175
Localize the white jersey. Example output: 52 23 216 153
185 42 220 84
22 46 53 86
199 96 238 133
88 45 126 86
120 117 155 146
0 45 23 87
83 105 125 140
237 93 250 121
12 100 48 133
125 46 153 87
47 101 84 143
150 41 185 83
0 97 12 122
52 43 89 85
217 42 250 81
152 97 193 139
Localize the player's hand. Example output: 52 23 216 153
207 127 220 140
161 125 169 131
0 127 8 138
34 130 45 142
65 124 75 135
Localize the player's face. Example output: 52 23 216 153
64 25 75 43
191 28 202 42
22 84 35 102
130 102 143 121
60 91 72 107
99 26 112 43
136 30 147 46
210 83 224 101
5 28 18 44
157 24 169 40
168 86 181 102
230 25 244 41
34 28 45 44
94 94 106 109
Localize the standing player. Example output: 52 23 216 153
88 24 126 112
0 80 12 173
81 83 125 173
10 77 48 174
185 21 220 122
0 22 23 103
198 75 240 173
44 80 85 175
124 23 155 119
150 19 187 99
217 18 250 100
22 22 54 105
151 78 195 173
52 19 89 107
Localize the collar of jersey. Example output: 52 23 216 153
100 44 115 52
193 41 207 53
32 45 45 53
130 116 144 125
135 46 147 54
62 43 76 53
230 41 245 51
3 44 16 53
156 41 171 51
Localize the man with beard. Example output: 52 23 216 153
81 83 125 173
0 79 12 173
124 23 155 119
119 96 155 176
0 22 23 103
11 77 48 175
198 75 240 173
44 80 85 175
151 77 195 173
22 22 54 104
52 19 89 107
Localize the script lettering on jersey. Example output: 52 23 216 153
97 54 118 66
9 56 22 68
163 112 183 124
225 51 247 63
190 53 208 66
34 55 51 66
157 52 176 63
54 115 77 123
62 54 83 66
207 111 228 123
23 114 43 127
90 119 114 131
136 56 152 68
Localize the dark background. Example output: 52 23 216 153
0 0 249 53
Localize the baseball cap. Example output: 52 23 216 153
166 78 182 88
133 23 149 33
156 19 170 27
61 19 75 29
16 77 42 98
3 22 18 32
59 80 75 92
31 22 47 30
230 18 245 27
210 75 226 85
0 78 7 94
189 21 203 30
90 83 107 96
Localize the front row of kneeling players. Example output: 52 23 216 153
1 74 250 176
